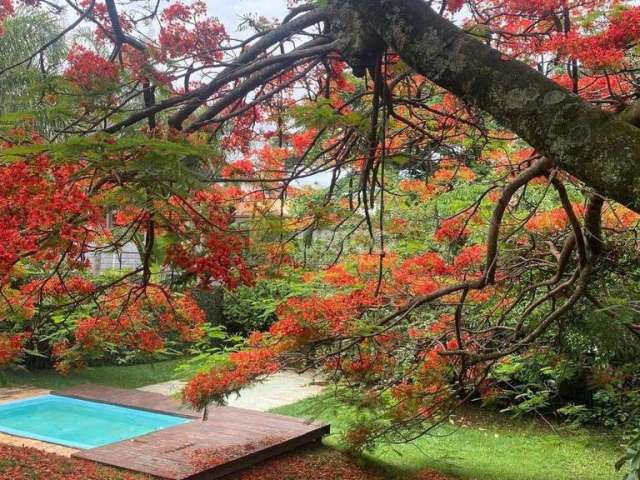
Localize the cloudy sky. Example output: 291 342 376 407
206 0 289 35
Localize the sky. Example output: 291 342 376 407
206 0 289 35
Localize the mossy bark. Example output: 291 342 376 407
333 0 640 212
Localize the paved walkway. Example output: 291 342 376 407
138 370 325 411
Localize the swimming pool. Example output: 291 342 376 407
0 395 189 449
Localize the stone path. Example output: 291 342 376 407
138 370 325 411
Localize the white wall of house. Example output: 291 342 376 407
86 242 142 274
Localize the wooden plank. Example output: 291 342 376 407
57 384 329 480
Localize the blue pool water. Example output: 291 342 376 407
0 395 189 449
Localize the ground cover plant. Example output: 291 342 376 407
1 0 640 477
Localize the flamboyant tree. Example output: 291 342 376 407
1 0 640 448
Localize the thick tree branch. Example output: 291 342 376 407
183 41 335 131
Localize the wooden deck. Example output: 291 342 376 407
55 384 329 480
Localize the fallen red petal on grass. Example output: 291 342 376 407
0 442 459 480
0 443 152 480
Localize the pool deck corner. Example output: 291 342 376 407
56 384 329 480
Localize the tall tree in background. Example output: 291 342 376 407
0 12 68 133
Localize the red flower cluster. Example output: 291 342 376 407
434 216 471 243
183 346 280 410
272 289 379 337
165 188 251 289
290 129 318 156
323 264 359 287
22 276 95 298
525 207 572 233
542 7 640 69
136 329 165 352
64 45 120 89
432 160 476 184
75 316 117 350
158 1 227 63
452 245 485 274
0 154 100 280
0 0 13 36
168 231 250 289
221 159 254 179
0 333 29 365
51 288 206 372
393 252 449 296
399 179 438 201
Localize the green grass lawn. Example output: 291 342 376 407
0 359 184 390
274 395 623 480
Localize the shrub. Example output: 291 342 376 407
223 278 309 334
